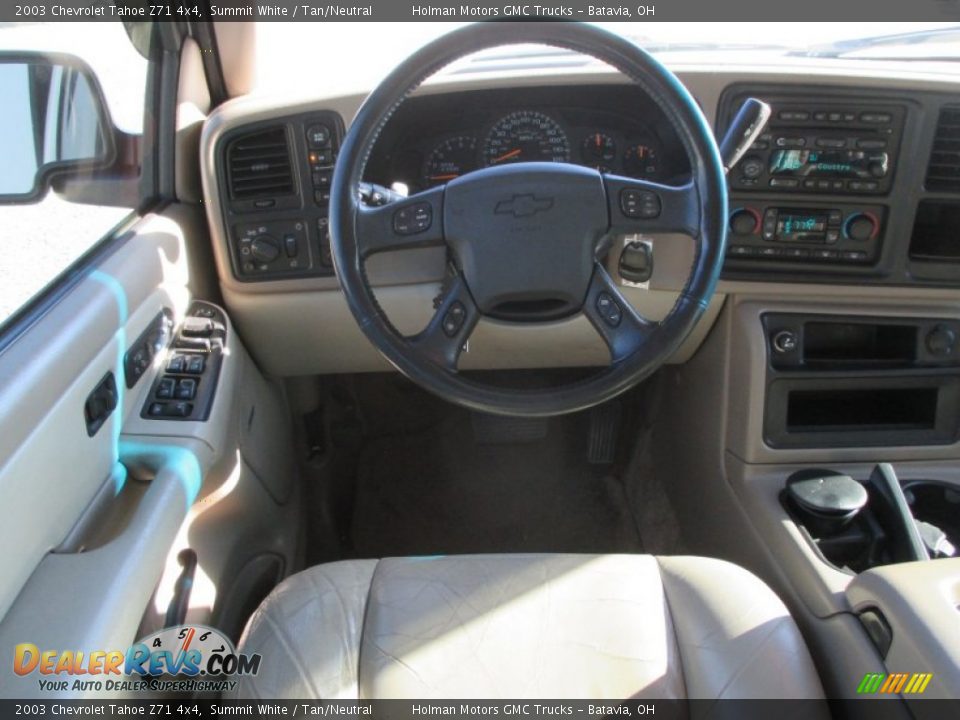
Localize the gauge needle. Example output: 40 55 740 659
429 174 460 181
491 148 522 164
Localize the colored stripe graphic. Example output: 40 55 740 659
858 672 933 694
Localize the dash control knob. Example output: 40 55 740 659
926 325 957 357
250 235 280 263
729 208 760 236
843 213 878 242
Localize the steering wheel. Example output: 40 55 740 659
329 22 727 417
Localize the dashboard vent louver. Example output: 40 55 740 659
926 106 960 192
226 127 295 200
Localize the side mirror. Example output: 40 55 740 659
0 51 116 204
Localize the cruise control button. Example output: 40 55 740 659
393 202 433 235
442 302 467 337
595 292 622 328
619 189 661 219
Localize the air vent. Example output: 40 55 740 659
227 127 295 200
926 106 960 192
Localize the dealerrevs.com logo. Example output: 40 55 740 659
13 625 260 694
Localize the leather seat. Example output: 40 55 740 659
232 554 825 701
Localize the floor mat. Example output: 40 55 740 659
349 407 643 557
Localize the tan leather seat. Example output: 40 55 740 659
232 554 825 701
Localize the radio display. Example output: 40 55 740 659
769 149 887 179
776 212 829 242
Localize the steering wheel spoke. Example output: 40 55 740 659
355 186 446 258
584 263 658 364
604 175 700 238
409 272 479 371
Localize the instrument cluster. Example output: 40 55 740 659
363 87 687 193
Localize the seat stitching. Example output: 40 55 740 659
356 559 380 700
655 558 690 703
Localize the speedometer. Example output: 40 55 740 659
483 111 570 167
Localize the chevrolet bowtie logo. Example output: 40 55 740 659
494 194 555 218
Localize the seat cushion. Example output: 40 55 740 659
232 554 825 701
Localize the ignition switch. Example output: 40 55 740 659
619 240 653 285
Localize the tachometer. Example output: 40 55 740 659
483 111 570 167
423 135 477 187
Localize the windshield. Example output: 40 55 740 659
252 22 960 95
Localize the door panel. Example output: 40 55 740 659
0 209 300 698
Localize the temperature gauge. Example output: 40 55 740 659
623 142 661 180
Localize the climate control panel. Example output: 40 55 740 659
726 203 885 265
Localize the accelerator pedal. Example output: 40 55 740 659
587 400 622 465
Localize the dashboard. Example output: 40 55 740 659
201 62 960 377
363 85 689 193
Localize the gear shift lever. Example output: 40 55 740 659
869 463 929 562
719 97 771 174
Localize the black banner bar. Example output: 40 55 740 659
1 0 960 22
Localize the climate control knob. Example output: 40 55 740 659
250 235 280 263
843 213 878 242
729 207 761 236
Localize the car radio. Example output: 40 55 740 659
724 96 906 195
726 203 884 265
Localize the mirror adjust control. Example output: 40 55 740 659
176 336 212 351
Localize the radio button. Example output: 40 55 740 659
841 250 868 262
727 245 756 257
816 138 846 148
779 110 810 121
783 247 811 260
758 246 782 258
813 111 827 121
812 249 839 260
741 156 764 178
775 137 806 148
857 139 887 150
828 210 843 225
769 178 799 188
860 112 892 124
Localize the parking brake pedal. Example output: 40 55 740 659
588 401 622 465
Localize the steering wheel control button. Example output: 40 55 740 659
596 292 623 328
306 124 332 149
620 189 661 219
442 302 467 337
393 202 433 235
772 330 799 354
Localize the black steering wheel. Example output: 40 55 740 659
330 22 727 417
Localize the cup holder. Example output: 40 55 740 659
783 466 959 574
903 480 960 558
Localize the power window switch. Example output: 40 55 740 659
148 402 165 417
156 377 176 399
175 378 198 400
185 355 205 374
166 355 186 373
